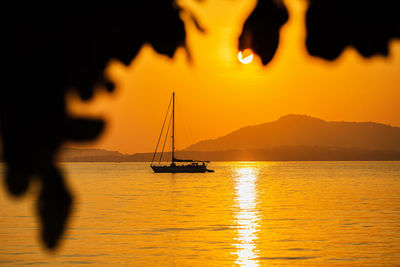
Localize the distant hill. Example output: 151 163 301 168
58 148 128 162
55 147 400 162
59 146 400 162
186 114 400 152
3 114 397 162
130 147 400 161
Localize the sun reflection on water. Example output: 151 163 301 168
233 166 261 267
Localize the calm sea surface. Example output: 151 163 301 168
0 162 399 266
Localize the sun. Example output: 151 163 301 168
238 49 254 64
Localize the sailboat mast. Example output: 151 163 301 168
172 92 175 162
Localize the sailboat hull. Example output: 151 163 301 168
151 165 213 173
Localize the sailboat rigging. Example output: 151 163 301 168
151 92 214 173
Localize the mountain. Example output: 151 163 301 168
11 115 397 162
186 114 400 152
2 146 399 163
53 146 400 162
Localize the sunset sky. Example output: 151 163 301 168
68 0 400 154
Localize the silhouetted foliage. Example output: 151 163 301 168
239 0 399 62
306 0 400 60
0 1 186 250
239 0 289 65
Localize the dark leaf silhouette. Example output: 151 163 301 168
306 0 400 60
0 1 188 250
239 0 289 65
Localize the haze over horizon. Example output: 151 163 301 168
67 0 400 154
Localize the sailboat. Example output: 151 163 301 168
150 92 214 173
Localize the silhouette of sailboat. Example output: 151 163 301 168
151 92 214 173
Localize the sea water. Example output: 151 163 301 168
0 162 399 266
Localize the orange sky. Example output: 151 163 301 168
68 0 400 154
